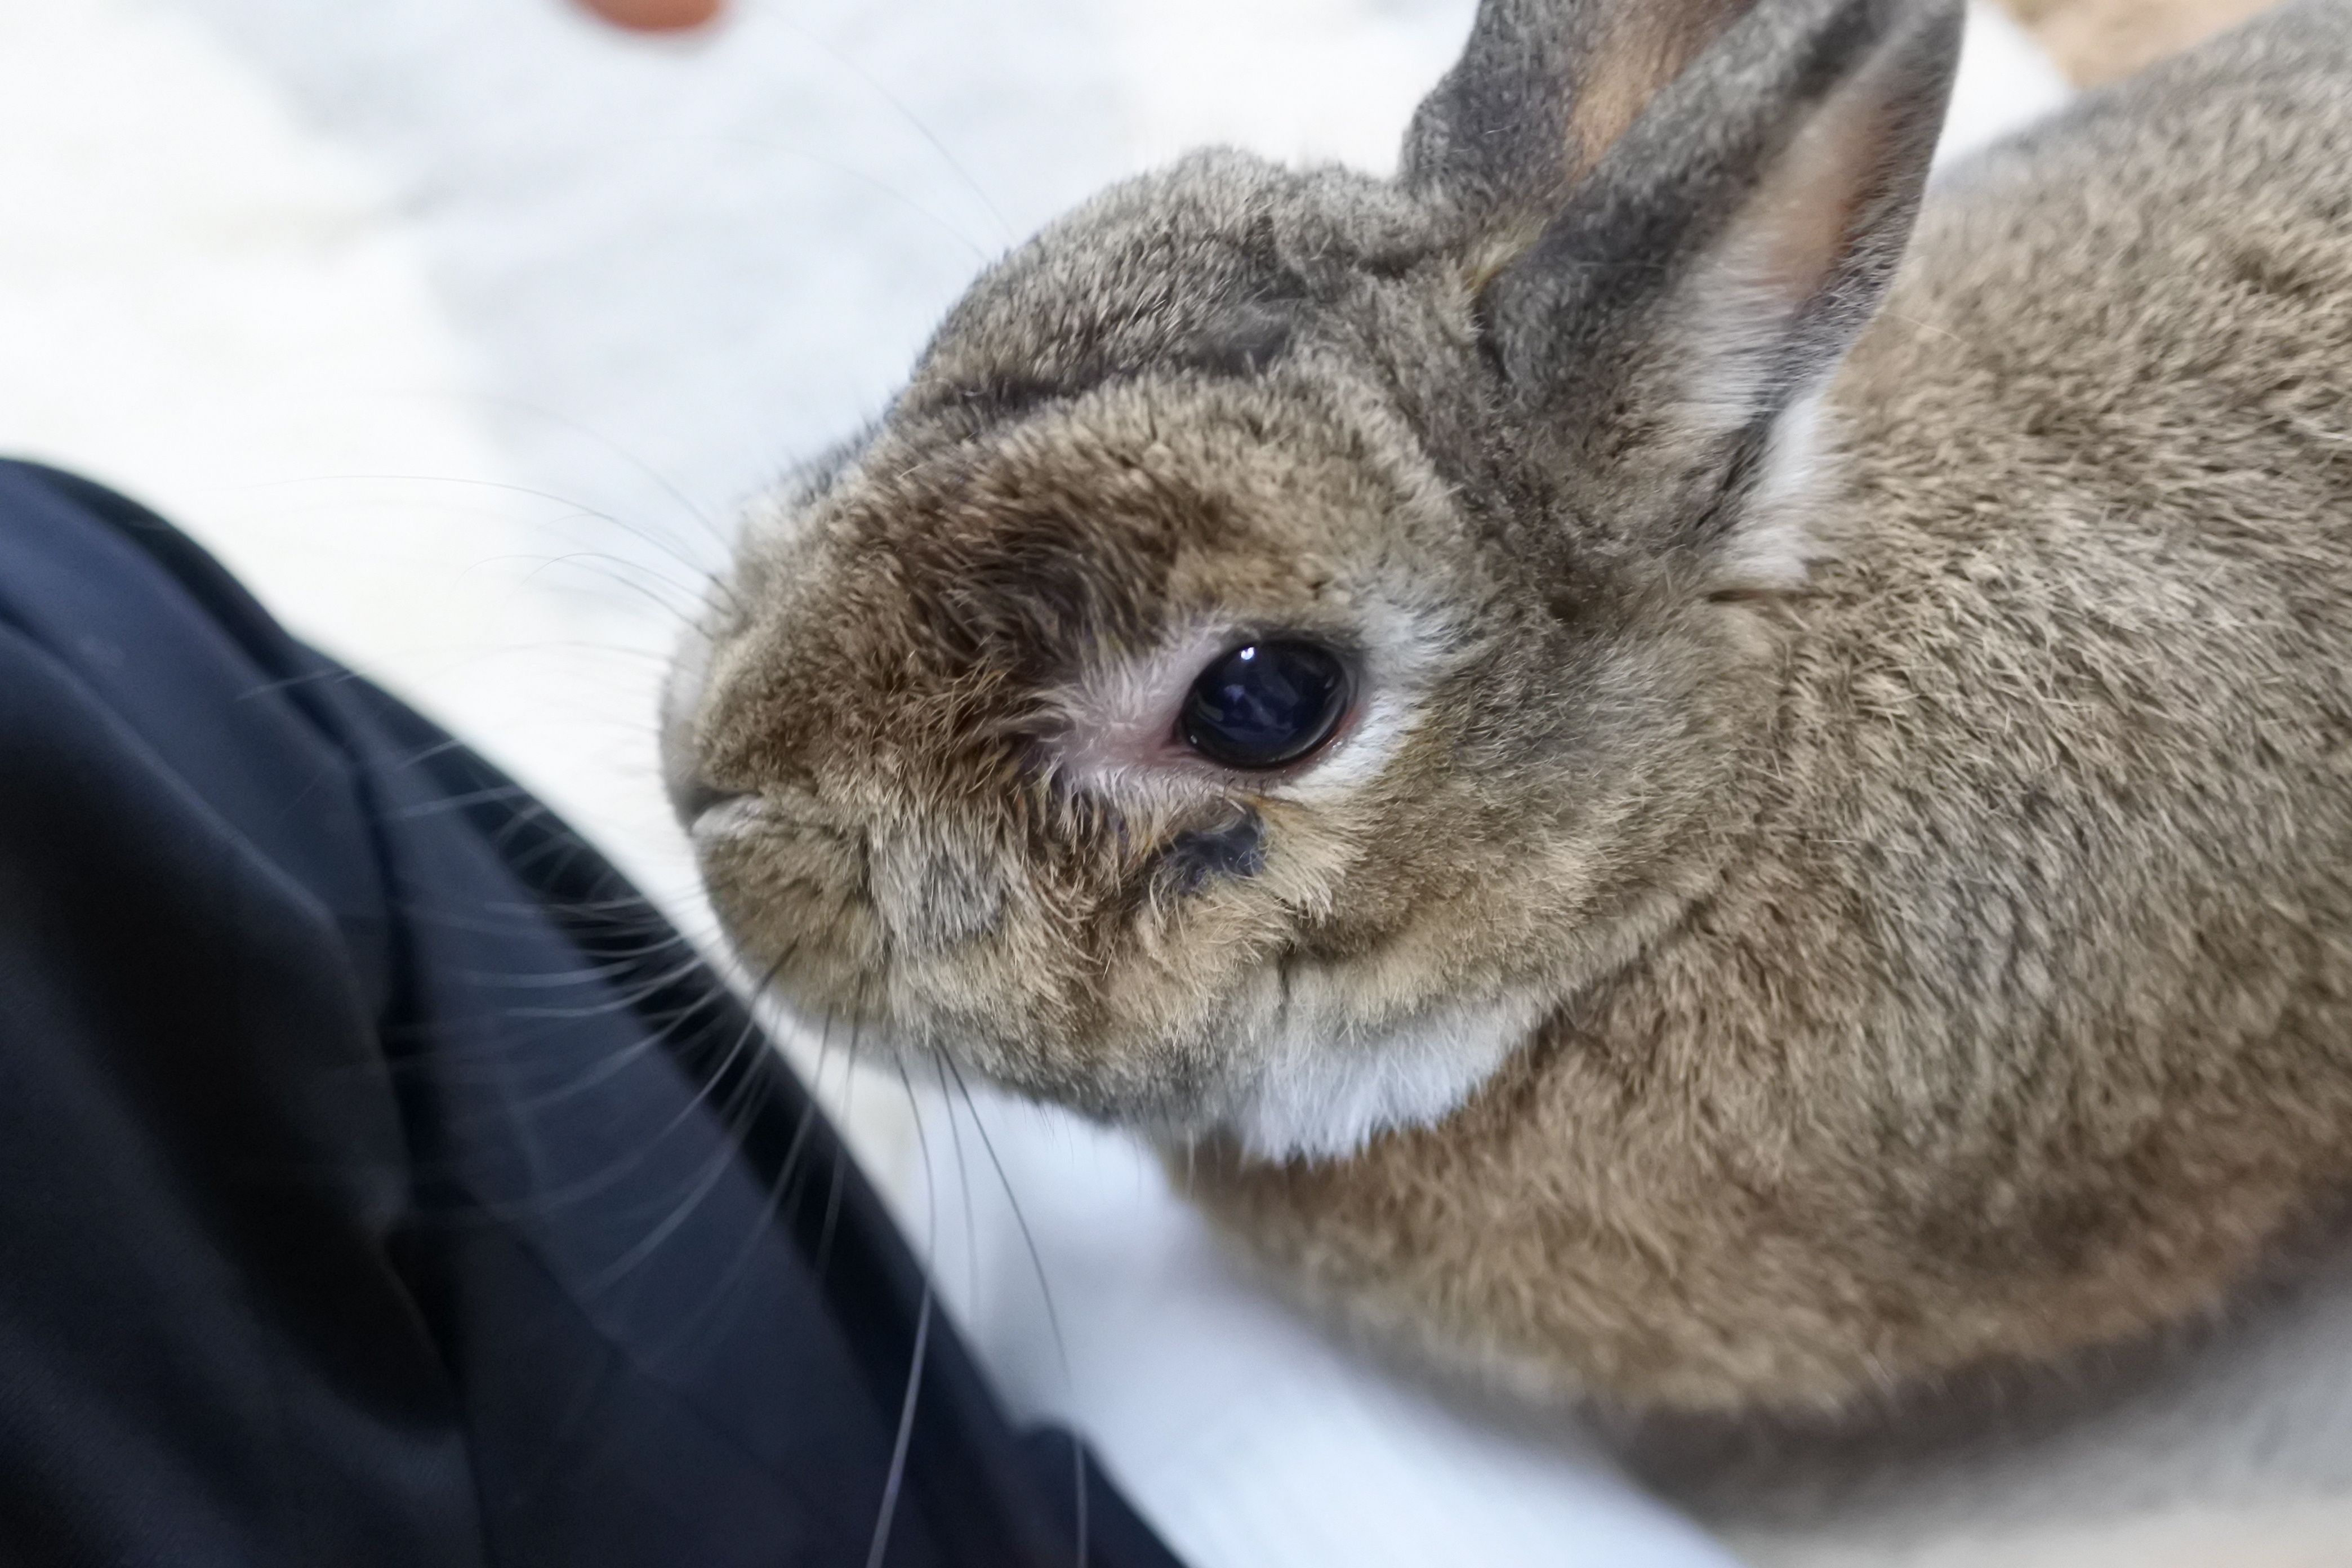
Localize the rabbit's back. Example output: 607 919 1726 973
1854 0 2352 580
1816 0 2352 1052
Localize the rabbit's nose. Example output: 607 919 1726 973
669 774 747 830
660 618 730 828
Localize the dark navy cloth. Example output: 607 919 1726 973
0 461 1181 1568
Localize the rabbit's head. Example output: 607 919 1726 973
667 0 1961 1157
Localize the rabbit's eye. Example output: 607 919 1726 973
1179 641 1351 771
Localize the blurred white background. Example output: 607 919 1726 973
42 5 2348 1567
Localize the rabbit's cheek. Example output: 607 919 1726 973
869 836 1006 956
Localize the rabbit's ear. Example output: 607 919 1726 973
1462 0 1963 455
1401 0 1759 241
1407 1 1959 582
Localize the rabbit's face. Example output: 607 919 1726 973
667 152 1792 1156
672 0 1960 1165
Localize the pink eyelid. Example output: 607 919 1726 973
1047 634 1364 793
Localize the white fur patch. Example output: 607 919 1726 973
1719 385 1835 593
1211 991 1547 1161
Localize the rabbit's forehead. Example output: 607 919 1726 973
904 154 1436 412
865 371 1440 616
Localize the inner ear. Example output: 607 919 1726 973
1400 0 1761 244
1563 0 1762 182
1689 6 1960 393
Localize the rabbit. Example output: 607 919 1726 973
662 0 2352 1416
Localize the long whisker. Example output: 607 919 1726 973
931 1053 982 1312
865 1286 933 1568
505 551 714 624
639 1038 839 1362
760 13 1016 248
232 471 742 612
940 1058 1087 1567
941 1053 1070 1386
434 390 737 555
572 951 789 1288
608 130 999 265
866 1054 941 1568
814 1008 861 1282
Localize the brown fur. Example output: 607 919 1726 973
671 0 2352 1415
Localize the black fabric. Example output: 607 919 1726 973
0 460 1182 1568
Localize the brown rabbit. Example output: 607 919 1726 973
665 0 2352 1415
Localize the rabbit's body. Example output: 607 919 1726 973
671 0 2352 1415
1188 3 2352 1411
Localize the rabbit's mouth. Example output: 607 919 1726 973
897 991 1544 1165
810 946 1551 1166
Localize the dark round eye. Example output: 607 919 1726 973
1179 640 1352 770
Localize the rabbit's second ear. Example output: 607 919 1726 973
1401 0 1760 244
1468 0 1962 568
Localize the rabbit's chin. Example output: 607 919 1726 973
764 975 1548 1166
1139 987 1550 1165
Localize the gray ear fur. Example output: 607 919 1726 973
1406 0 1963 573
1486 0 1961 405
1401 0 1763 249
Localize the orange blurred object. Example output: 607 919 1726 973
576 0 724 31
1996 0 2278 84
